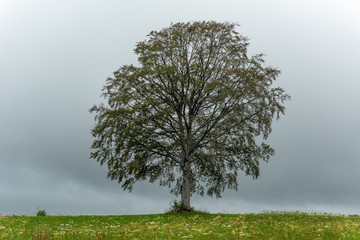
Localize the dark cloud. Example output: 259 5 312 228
1 0 360 215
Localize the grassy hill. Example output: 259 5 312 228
1 212 360 239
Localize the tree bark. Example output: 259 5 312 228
181 161 192 211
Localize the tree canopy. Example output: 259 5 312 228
90 21 290 211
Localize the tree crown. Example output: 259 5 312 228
90 21 290 198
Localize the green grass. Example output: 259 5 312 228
1 212 360 239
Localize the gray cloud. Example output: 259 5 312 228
1 0 360 215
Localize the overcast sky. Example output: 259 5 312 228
1 0 360 216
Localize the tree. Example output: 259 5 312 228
90 21 290 211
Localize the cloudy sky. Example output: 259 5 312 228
1 0 360 216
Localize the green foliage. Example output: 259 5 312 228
1 213 360 239
90 21 290 205
168 200 188 213
166 200 208 214
36 207 46 217
36 209 46 217
36 207 47 217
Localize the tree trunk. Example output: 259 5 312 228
181 162 192 211
178 109 192 211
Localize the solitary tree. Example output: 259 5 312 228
90 21 290 211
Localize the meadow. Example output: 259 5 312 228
1 212 360 239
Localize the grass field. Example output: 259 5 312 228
1 212 360 239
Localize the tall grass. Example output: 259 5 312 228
0 212 359 239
